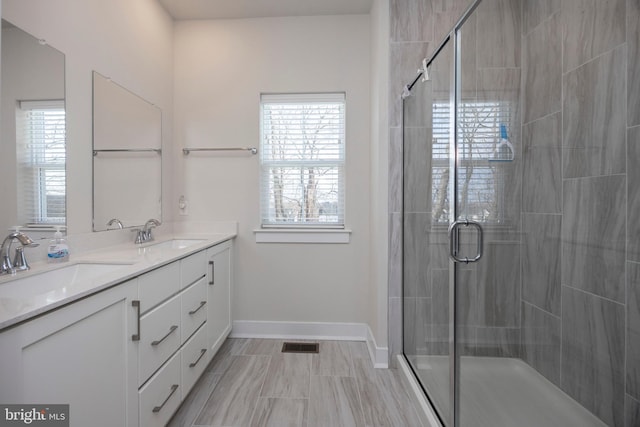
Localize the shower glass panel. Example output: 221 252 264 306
402 37 454 426
402 0 617 426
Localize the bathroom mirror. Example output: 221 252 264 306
92 71 162 232
0 19 66 235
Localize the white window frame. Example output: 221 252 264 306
16 100 66 227
256 93 350 243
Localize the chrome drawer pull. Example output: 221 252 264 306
151 325 178 346
188 300 207 315
189 349 207 368
152 384 178 413
209 260 215 285
131 300 141 341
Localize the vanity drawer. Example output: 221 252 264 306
139 262 180 313
139 350 181 427
181 323 208 395
139 295 181 385
181 277 207 342
180 250 207 289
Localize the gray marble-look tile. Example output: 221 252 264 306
308 375 365 427
433 0 475 43
390 42 433 128
563 45 626 178
477 242 521 327
475 0 521 68
561 286 625 426
195 355 271 427
389 128 403 214
523 0 560 35
403 212 431 298
312 341 354 377
562 175 626 302
475 327 520 357
260 353 311 399
352 358 395 426
389 212 402 298
376 367 425 426
520 302 561 387
388 296 402 367
629 0 640 126
626 394 640 427
167 372 221 427
523 12 561 123
522 213 561 315
390 0 434 43
404 127 433 214
403 73 433 129
249 398 308 427
205 338 249 375
562 0 626 72
628 127 640 262
522 113 562 213
243 338 281 356
403 297 432 356
432 268 477 326
627 261 640 401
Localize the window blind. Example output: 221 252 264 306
260 93 345 227
16 100 66 226
431 100 514 224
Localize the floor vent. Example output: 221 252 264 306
281 342 319 353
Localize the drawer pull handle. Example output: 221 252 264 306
209 260 215 285
151 325 178 346
152 384 178 413
131 300 141 341
189 300 207 315
189 349 207 368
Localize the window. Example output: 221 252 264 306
16 100 66 226
431 100 514 225
260 93 345 228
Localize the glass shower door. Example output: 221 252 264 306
402 37 455 426
453 0 522 425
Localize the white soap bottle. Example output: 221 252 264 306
47 226 69 263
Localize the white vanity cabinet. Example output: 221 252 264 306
0 237 234 427
0 279 140 427
205 240 232 362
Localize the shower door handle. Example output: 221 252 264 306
448 219 483 264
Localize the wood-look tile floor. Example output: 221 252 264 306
167 338 426 427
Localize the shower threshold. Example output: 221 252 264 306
408 355 607 427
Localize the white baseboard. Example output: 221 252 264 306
230 320 389 368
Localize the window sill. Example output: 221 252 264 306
254 228 351 244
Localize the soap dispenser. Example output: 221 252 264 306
47 226 69 263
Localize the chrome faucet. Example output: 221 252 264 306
0 231 39 275
133 219 161 244
107 218 124 229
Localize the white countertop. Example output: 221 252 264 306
0 232 235 331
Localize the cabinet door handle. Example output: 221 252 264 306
209 260 215 285
152 384 179 413
188 300 207 315
151 325 178 346
189 349 207 368
131 300 141 341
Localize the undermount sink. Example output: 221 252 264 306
0 263 130 300
143 239 205 251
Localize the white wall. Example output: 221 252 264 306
1 0 173 237
173 15 372 326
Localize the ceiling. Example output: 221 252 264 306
157 0 373 20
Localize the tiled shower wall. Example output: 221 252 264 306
388 0 640 426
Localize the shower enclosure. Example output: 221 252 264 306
401 0 633 426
